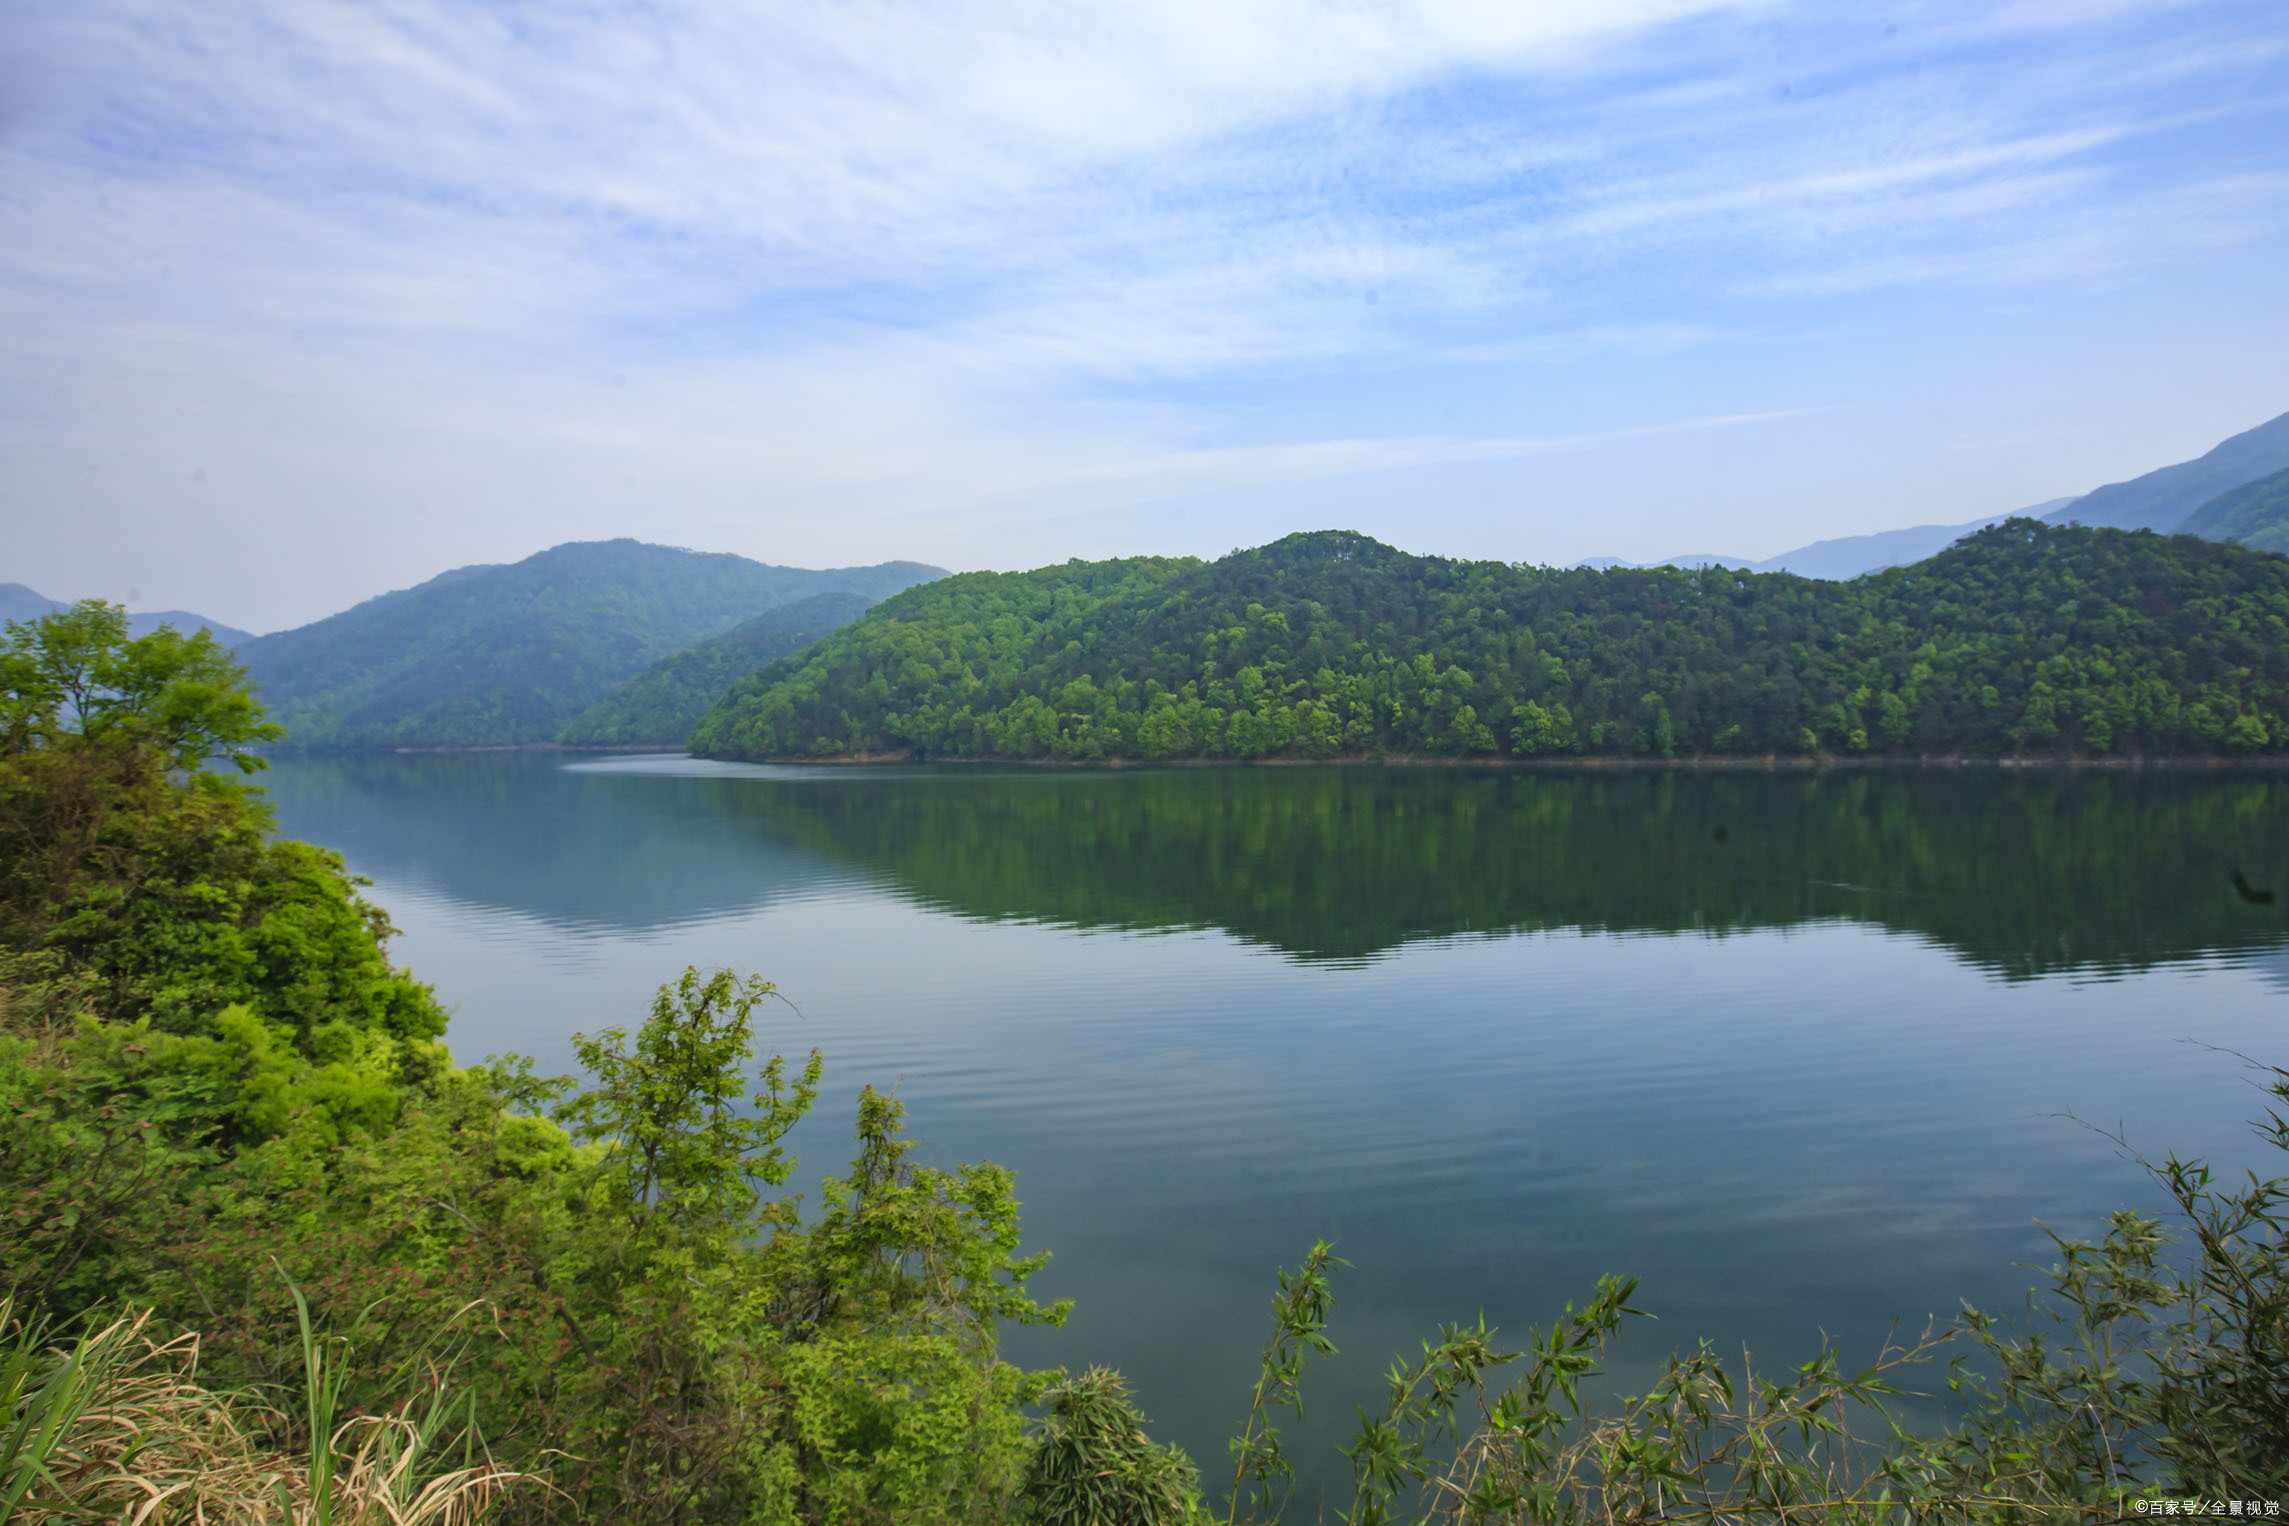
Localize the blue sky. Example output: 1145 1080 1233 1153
4 0 2287 631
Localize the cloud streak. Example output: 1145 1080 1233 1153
2 0 2285 628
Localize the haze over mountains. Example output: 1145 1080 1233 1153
0 583 254 648
1597 407 2289 579
2051 409 2289 533
2180 466 2289 555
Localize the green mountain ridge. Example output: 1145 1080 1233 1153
2180 464 2289 555
558 588 880 745
237 539 943 748
688 521 2289 764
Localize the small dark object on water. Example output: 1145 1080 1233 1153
2232 869 2276 906
1712 825 1730 844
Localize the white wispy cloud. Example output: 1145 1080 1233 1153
1 0 2284 626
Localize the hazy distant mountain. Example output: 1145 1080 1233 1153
0 584 61 624
559 588 880 746
1744 503 2077 579
1 582 254 646
2045 408 2289 532
1649 553 1755 571
235 540 944 749
1580 498 2077 580
126 609 257 646
2179 465 2289 555
1570 404 2289 578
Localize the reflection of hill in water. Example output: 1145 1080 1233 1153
265 756 2289 977
259 752 870 932
717 767 2289 976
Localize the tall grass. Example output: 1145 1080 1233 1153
0 1294 524 1525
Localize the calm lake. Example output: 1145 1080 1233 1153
263 753 2289 1499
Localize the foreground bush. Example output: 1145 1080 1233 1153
1 607 1068 1521
1192 1067 2288 1526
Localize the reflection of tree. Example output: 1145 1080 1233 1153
262 755 2289 977
258 752 866 934
706 767 2289 976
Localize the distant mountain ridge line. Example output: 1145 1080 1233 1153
2049 408 2289 533
1584 405 2289 580
234 539 945 750
688 520 2289 766
20 404 2287 755
0 581 254 647
2178 465 2289 556
1593 497 2081 579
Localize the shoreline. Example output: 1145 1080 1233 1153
701 748 2289 772
250 743 2289 771
259 742 688 756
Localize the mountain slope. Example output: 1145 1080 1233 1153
2179 465 2289 555
0 584 59 624
2047 408 2289 533
559 588 880 746
1577 403 2289 575
691 523 2289 763
124 609 257 646
0 582 254 646
237 540 943 748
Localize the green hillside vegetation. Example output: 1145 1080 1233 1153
4 603 2287 1519
2047 406 2289 532
1 603 1071 1520
236 540 941 749
690 521 2289 765
2181 464 2289 556
559 588 878 746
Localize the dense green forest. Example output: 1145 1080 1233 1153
2183 465 2289 555
235 540 941 749
5 604 2285 1521
690 521 2289 764
561 589 879 746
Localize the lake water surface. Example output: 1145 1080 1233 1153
261 754 2289 1499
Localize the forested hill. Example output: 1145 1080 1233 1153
559 587 879 745
687 522 2289 763
238 540 942 748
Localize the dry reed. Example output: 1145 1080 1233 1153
3 1302 524 1526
